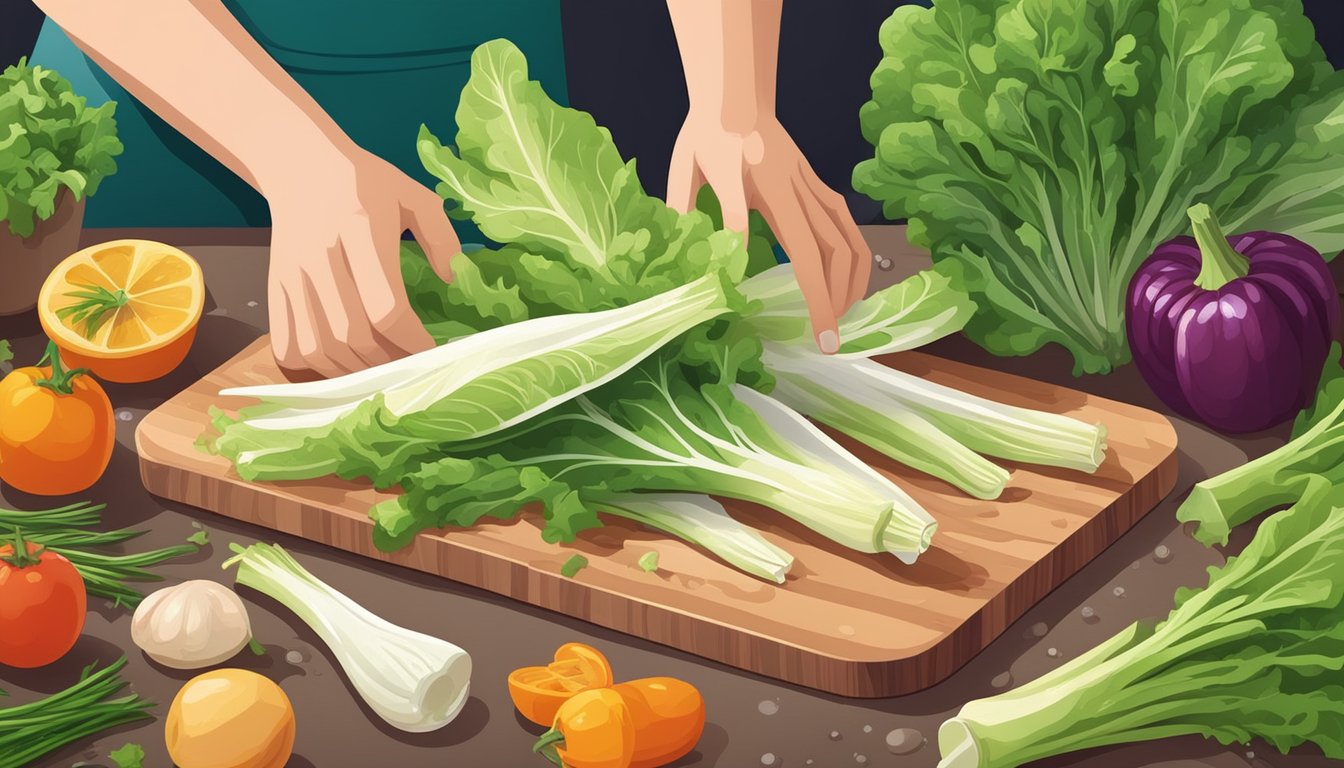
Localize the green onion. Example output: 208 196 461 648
0 502 203 608
0 658 154 768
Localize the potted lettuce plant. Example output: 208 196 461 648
0 58 122 315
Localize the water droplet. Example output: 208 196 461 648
1246 752 1255 760
285 649 305 665
1130 559 1141 570
1153 544 1173 563
1030 621 1049 637
886 728 924 755
863 724 873 733
1113 586 1126 598
761 753 777 767
990 671 1012 689
873 252 884 262
877 258 894 271
806 761 814 766
247 300 259 308
838 624 856 636
116 409 134 422
855 754 869 765
1081 606 1099 623
1046 647 1059 658
830 730 842 741
758 699 779 716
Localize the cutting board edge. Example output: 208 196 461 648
136 426 1180 698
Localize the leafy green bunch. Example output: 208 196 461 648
856 0 1344 373
0 58 122 238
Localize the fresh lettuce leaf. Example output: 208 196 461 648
211 274 735 481
416 39 748 309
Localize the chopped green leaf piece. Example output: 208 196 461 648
108 743 145 768
560 554 589 578
0 340 11 365
637 551 659 573
247 637 266 656
186 530 209 546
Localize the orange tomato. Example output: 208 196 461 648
534 688 634 768
0 530 87 668
0 343 114 495
509 642 615 726
612 678 705 768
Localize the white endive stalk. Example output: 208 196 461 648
225 542 471 732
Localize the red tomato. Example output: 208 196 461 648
0 531 87 668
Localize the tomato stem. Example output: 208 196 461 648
532 728 566 768
1 528 45 569
35 341 89 396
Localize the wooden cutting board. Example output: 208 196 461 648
137 337 1177 697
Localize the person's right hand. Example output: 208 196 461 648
265 148 460 379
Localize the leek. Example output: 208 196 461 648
225 542 471 733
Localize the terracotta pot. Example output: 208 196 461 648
0 190 86 316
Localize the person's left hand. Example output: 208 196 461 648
666 115 871 354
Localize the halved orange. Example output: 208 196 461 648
38 239 205 383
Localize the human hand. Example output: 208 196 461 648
265 148 460 378
666 115 871 354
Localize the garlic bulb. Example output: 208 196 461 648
132 580 252 669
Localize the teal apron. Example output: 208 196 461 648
31 0 568 235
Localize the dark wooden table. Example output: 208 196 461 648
0 227 1335 768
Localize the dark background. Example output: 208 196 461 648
5 1 1344 225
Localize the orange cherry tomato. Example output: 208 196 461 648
0 530 87 668
534 688 634 768
509 642 615 726
613 678 706 768
0 343 114 495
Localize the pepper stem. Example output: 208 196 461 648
35 341 89 396
1189 204 1250 291
532 728 566 767
1 528 45 569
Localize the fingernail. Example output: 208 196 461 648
818 330 839 355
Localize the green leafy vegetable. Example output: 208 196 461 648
605 494 790 583
417 41 745 308
186 529 210 546
1179 343 1344 545
741 264 975 356
0 501 203 608
0 657 153 768
856 0 1344 373
247 636 266 656
560 554 588 578
636 549 660 573
0 340 11 366
0 58 122 238
937 479 1344 768
369 359 935 563
211 272 736 483
108 743 145 768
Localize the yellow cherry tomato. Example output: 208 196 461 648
509 642 616 726
533 688 634 768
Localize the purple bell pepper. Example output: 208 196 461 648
1126 204 1340 434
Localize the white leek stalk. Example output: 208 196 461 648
224 542 471 732
598 493 795 583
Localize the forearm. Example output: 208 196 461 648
34 0 358 199
667 0 781 131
